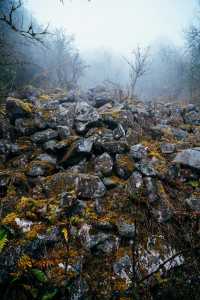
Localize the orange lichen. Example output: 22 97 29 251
17 255 33 270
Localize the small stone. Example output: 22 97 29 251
152 207 173 224
184 110 200 125
76 174 106 198
85 232 117 254
0 140 20 156
31 129 58 143
127 172 143 196
27 161 55 177
95 153 113 176
59 191 77 208
43 140 57 151
136 162 156 177
144 177 159 203
117 222 135 239
94 140 129 154
94 95 112 108
113 124 126 140
36 153 57 165
57 125 71 139
185 197 200 212
130 144 148 160
160 143 176 154
60 138 93 166
113 255 133 284
171 127 188 141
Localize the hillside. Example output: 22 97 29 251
0 87 200 300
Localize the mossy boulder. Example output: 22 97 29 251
42 172 106 199
6 97 33 123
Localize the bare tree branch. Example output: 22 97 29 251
0 0 49 42
124 46 150 98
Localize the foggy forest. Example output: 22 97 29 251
0 1 200 299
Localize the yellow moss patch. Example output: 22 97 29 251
17 196 47 215
2 212 18 225
113 278 129 292
17 255 32 271
25 224 46 240
39 94 51 101
116 155 135 172
15 99 33 113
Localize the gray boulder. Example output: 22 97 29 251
60 138 93 166
95 152 113 176
172 127 188 141
31 129 58 143
26 160 55 177
127 171 143 196
130 144 148 160
184 110 200 125
117 222 135 239
43 172 106 199
75 101 100 133
57 125 71 139
6 97 33 122
84 232 117 254
113 255 133 284
136 162 157 177
174 148 200 170
185 197 200 212
36 153 57 165
0 139 20 156
94 139 129 154
160 143 176 154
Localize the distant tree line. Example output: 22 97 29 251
1 0 200 103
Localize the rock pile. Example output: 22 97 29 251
0 89 200 299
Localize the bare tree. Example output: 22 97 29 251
124 46 149 98
34 29 86 89
0 0 49 42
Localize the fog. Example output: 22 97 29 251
26 0 197 53
1 0 200 102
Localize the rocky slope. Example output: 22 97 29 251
0 87 200 299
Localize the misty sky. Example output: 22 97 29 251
26 0 198 54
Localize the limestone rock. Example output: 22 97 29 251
95 152 113 176
60 138 93 166
26 160 55 177
160 143 176 154
6 97 33 122
130 144 148 160
31 129 58 143
136 162 157 177
75 101 100 133
174 148 200 170
43 172 106 199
